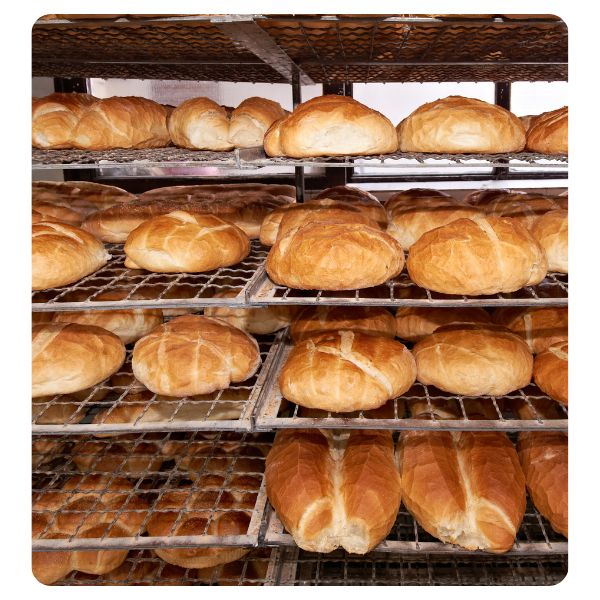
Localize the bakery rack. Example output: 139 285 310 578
32 13 568 586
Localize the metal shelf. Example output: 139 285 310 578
249 267 568 308
32 334 281 434
32 432 270 551
255 336 568 432
264 500 567 557
272 547 567 585
32 241 268 312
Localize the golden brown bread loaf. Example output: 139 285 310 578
492 306 568 354
399 402 526 553
32 222 110 290
32 475 148 584
267 221 404 290
394 307 492 342
124 211 250 272
314 186 387 227
32 181 136 218
462 188 514 206
530 209 568 273
265 429 401 553
516 400 568 537
386 197 482 248
406 216 548 296
32 93 97 149
526 107 568 154
533 341 568 406
482 192 560 229
204 290 293 334
397 96 526 153
413 324 533 396
132 315 261 396
52 289 163 344
279 330 416 412
290 306 396 342
264 95 398 157
169 96 287 150
31 201 83 225
384 188 452 215
32 323 126 398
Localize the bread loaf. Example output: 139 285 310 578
314 186 387 227
384 188 451 215
52 290 163 344
399 402 526 553
279 330 416 412
124 211 250 272
395 307 492 342
526 107 568 154
387 197 482 248
31 201 82 225
228 97 289 148
483 193 560 229
492 307 567 354
32 323 125 398
530 209 568 273
463 188 513 206
534 341 568 406
264 95 398 157
290 306 396 342
266 429 401 553
413 324 533 396
32 93 97 149
32 475 148 584
132 315 261 396
267 221 404 290
32 222 109 290
406 216 548 295
204 291 293 334
397 96 526 153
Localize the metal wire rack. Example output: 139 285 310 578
264 498 567 556
32 241 268 312
254 337 568 432
272 547 567 585
54 547 277 586
32 333 280 434
249 268 569 309
32 431 271 551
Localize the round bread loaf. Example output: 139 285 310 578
395 307 492 342
228 96 288 148
413 324 533 396
132 315 261 396
526 107 568 154
263 95 398 157
483 193 560 229
204 290 293 335
533 342 568 406
492 307 568 354
386 197 481 249
314 186 387 227
124 210 250 272
267 221 404 290
32 323 126 398
32 222 110 290
463 188 513 206
52 290 163 344
279 330 416 412
290 306 396 342
406 216 548 296
384 188 452 215
397 96 526 153
530 209 568 273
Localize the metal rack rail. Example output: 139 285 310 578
32 334 281 434
32 242 268 312
255 337 568 432
32 432 270 551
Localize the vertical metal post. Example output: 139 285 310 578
493 82 512 180
292 66 305 203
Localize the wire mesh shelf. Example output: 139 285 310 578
272 547 567 585
53 547 277 586
249 267 568 309
264 498 567 556
32 333 281 434
32 241 268 312
254 336 568 432
32 431 270 551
